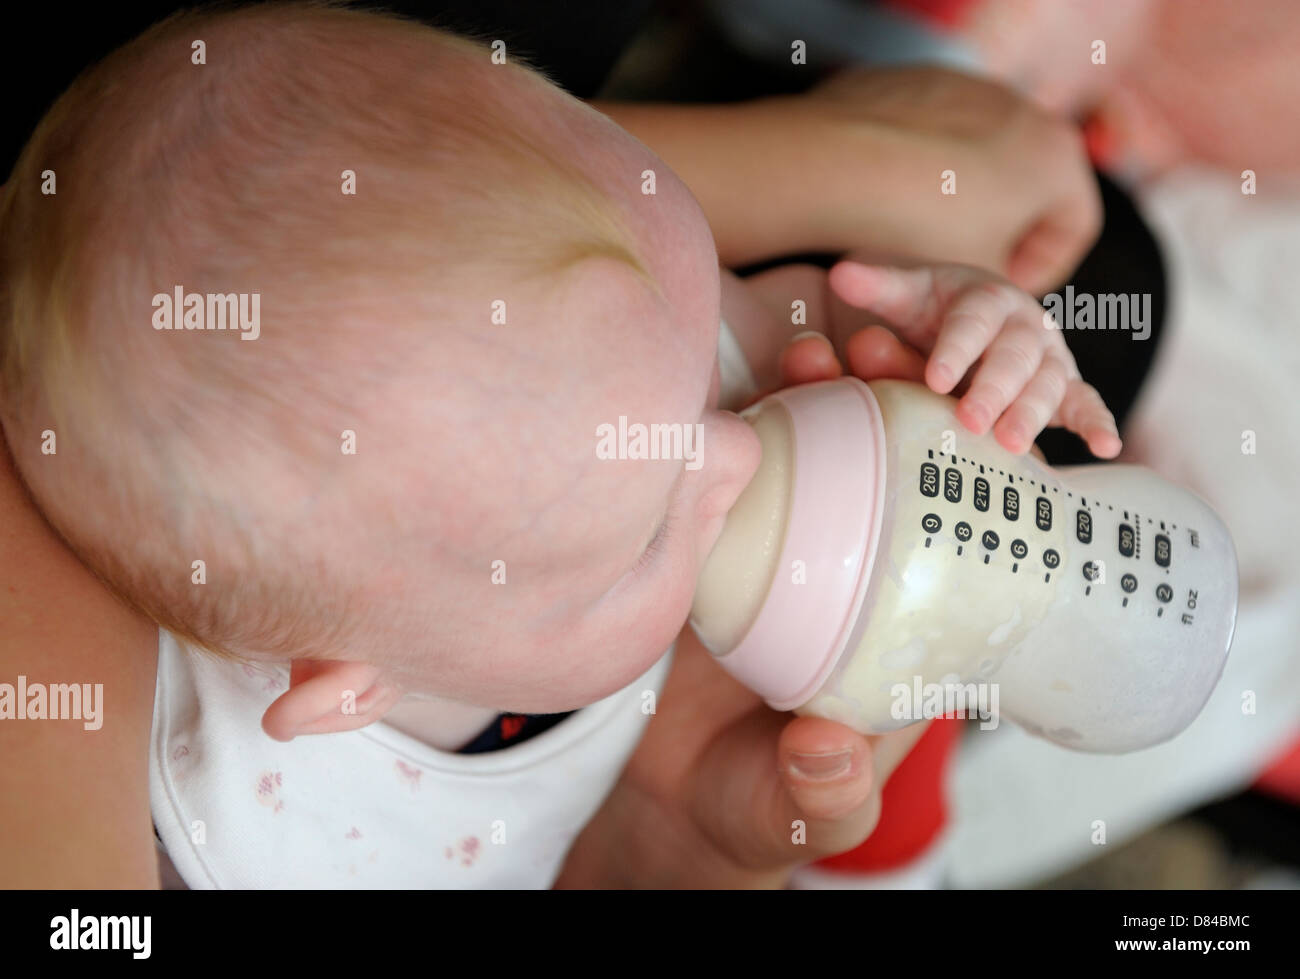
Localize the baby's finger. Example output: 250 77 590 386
844 325 928 384
991 355 1069 454
1055 377 1123 458
953 315 1045 435
827 262 943 350
778 332 842 388
927 282 1023 395
828 261 935 318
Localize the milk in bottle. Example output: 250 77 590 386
689 378 1237 753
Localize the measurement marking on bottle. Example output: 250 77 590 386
1011 562 1018 573
944 467 962 503
925 538 931 548
957 545 963 556
1035 496 1052 531
1044 573 1051 583
1119 523 1135 558
927 449 934 459
920 462 939 497
1158 607 1164 617
984 554 990 564
1122 597 1129 608
1085 585 1091 596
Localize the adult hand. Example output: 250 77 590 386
597 66 1101 294
804 67 1103 294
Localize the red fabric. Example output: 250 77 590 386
882 0 981 30
816 718 963 873
1254 734 1300 805
1081 113 1117 170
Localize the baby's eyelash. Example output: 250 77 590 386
634 499 678 574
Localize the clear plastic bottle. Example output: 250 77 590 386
690 377 1238 753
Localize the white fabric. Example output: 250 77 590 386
151 320 758 888
150 632 672 888
947 169 1300 887
717 316 760 409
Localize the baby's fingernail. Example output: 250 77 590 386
1097 431 1123 455
930 360 955 390
964 401 992 432
789 749 854 781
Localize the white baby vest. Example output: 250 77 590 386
148 632 672 888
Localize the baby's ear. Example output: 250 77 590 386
261 658 403 741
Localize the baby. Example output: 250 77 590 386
0 3 1119 887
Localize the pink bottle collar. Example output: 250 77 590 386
714 377 887 711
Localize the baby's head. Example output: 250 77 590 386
0 3 759 721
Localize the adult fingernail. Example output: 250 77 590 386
789 749 853 781
790 331 831 346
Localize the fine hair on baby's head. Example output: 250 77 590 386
1 2 753 713
1 4 644 649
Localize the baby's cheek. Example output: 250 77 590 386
642 559 699 656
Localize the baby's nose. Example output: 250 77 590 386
698 411 762 522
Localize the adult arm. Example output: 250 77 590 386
0 439 160 888
594 66 1101 293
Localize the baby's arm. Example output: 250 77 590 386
718 264 831 398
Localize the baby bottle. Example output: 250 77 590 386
690 378 1238 753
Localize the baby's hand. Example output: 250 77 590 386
828 260 1122 458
